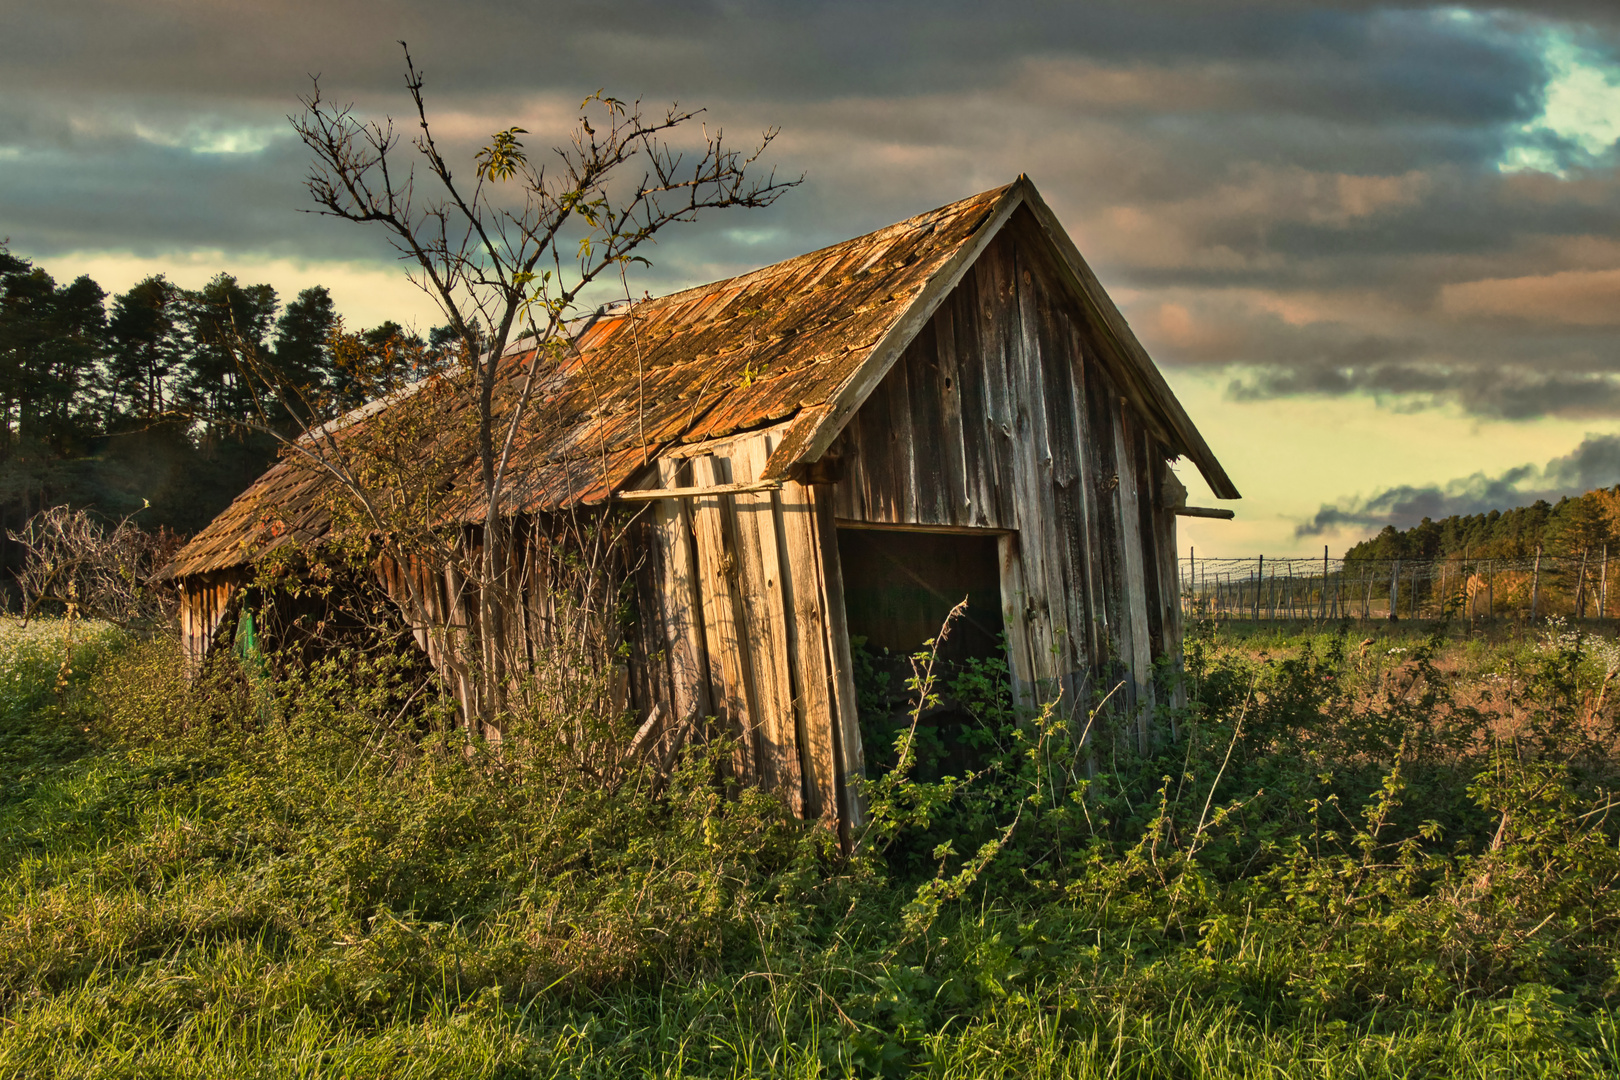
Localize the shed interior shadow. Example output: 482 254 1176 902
835 527 1006 663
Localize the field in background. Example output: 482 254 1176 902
5 615 1620 1077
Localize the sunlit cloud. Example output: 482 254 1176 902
131 120 285 156
1501 31 1620 175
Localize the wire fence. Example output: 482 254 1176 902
1185 547 1619 623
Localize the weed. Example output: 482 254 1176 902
5 616 1620 1075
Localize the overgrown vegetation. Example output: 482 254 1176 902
7 614 1620 1076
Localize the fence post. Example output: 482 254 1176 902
1390 560 1400 622
1321 546 1329 620
1253 556 1263 622
1603 544 1609 621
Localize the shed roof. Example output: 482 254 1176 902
161 177 1236 581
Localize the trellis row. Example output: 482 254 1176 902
1183 546 1616 622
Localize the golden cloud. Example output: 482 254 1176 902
1440 268 1620 326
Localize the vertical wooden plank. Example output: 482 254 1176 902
1033 290 1100 726
948 282 997 529
689 453 760 783
997 532 1035 708
179 582 195 675
1133 425 1165 663
731 435 806 816
883 346 918 523
1113 404 1156 751
973 244 1019 529
654 457 714 734
853 369 897 523
929 301 972 528
442 558 479 727
828 428 862 522
903 323 951 525
810 483 866 836
1082 357 1133 714
180 574 239 677
1152 456 1187 714
1008 240 1068 701
766 430 840 824
1064 324 1108 684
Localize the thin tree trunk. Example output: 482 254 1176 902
1594 544 1607 621
1530 544 1543 622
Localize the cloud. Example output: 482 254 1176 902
1440 268 1620 326
1297 433 1620 536
1231 367 1620 420
0 0 1618 426
1501 30 1620 174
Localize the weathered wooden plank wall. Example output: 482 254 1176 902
177 571 244 677
827 208 1182 732
640 427 854 826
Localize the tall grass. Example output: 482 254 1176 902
3 617 1620 1076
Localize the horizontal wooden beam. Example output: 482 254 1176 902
1175 506 1235 520
613 479 784 502
833 518 1014 536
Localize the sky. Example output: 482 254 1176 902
2 0 1618 556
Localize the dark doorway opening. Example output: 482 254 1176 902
836 528 1005 661
836 527 1010 781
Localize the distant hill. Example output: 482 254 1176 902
1343 487 1620 564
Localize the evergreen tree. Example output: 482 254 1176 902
176 274 278 425
107 275 183 423
273 285 337 393
0 257 107 458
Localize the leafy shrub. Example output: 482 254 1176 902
6 616 1620 1076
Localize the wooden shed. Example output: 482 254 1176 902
161 177 1238 833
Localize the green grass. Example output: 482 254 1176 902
5 616 1620 1077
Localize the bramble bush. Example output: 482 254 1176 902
4 612 1620 1076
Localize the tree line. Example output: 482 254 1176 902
1343 487 1620 567
0 244 445 540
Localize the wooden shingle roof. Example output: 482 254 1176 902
162 178 1236 580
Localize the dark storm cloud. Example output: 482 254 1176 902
2 1 1618 421
1239 366 1620 420
1298 434 1620 535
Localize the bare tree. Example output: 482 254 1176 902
229 45 795 728
11 505 181 628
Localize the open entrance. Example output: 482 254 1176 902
835 526 1010 781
